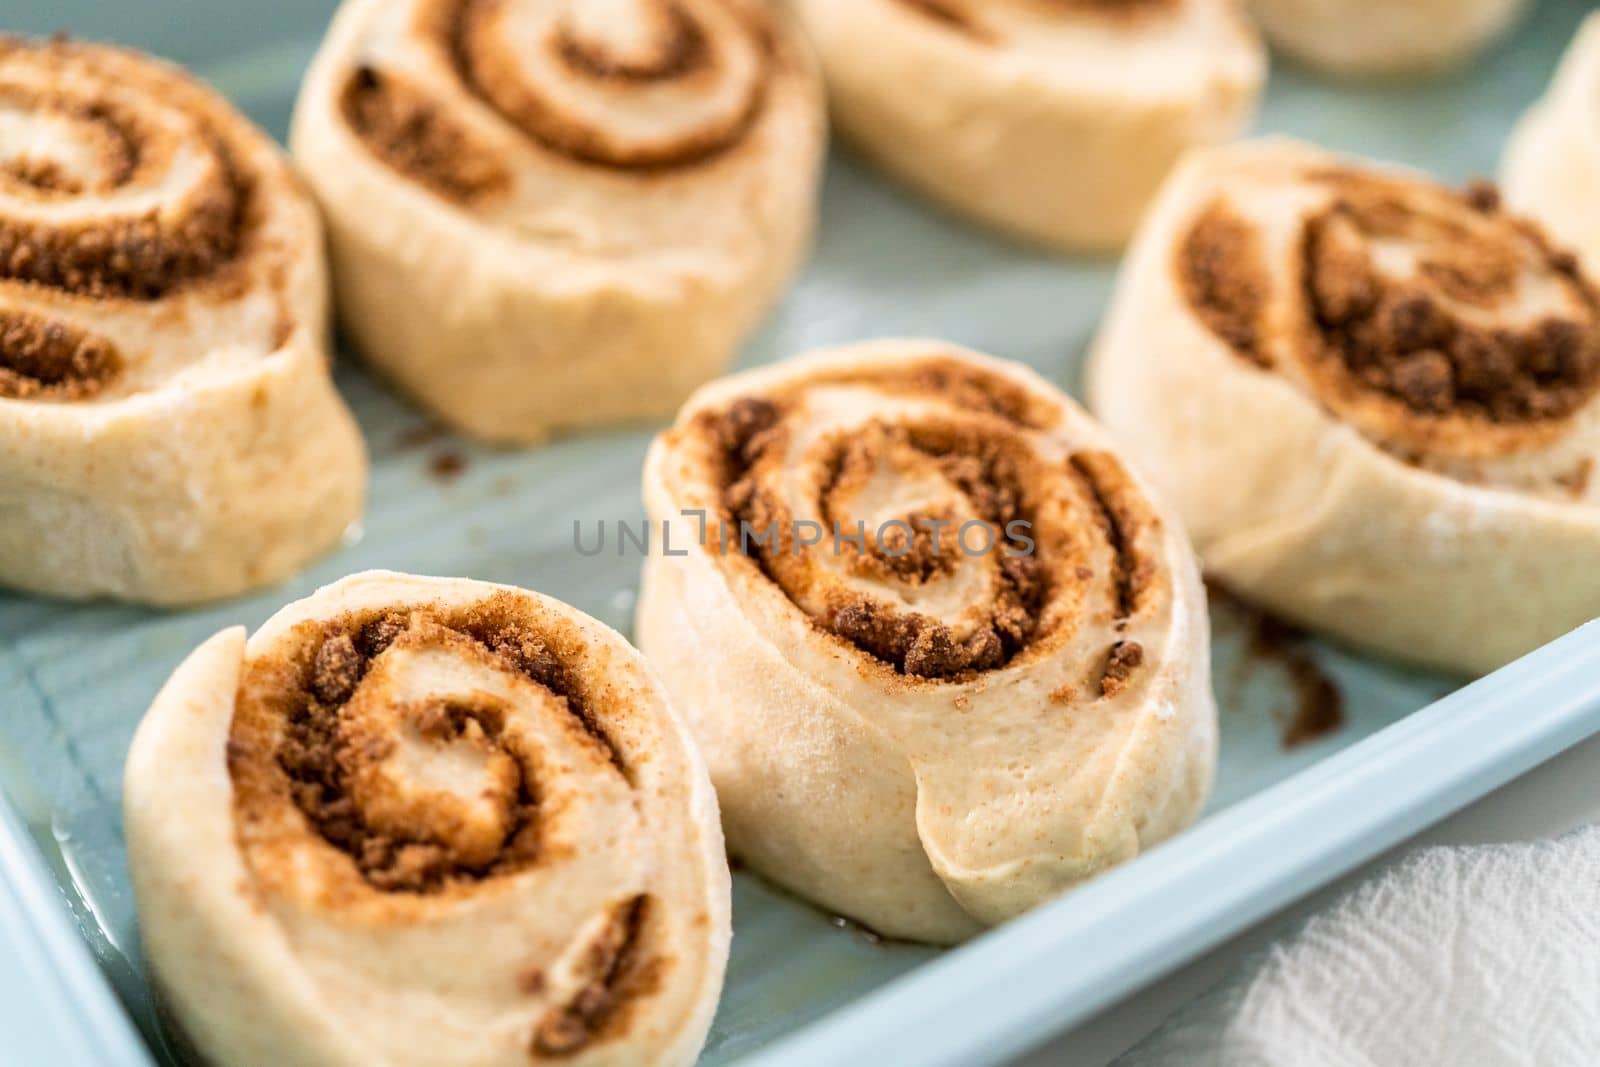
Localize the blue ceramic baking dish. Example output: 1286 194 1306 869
2 1 1599 1064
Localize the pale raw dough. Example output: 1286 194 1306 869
1087 138 1600 677
790 0 1264 251
1503 13 1600 277
637 340 1215 943
290 0 826 443
1248 0 1528 77
0 39 365 605
125 571 730 1067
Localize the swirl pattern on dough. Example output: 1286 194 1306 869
291 0 823 442
0 307 118 399
639 342 1214 942
0 37 282 392
330 0 787 200
449 0 768 169
126 573 729 1067
0 67 241 292
1175 159 1600 481
699 360 1162 685
1088 138 1600 675
0 37 364 603
897 0 1176 42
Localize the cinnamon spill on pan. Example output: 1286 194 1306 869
1207 580 1346 749
1250 614 1346 748
428 449 467 482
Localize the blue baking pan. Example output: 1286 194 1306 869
1 1 1597 1064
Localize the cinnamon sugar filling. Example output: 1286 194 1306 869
0 86 138 197
842 505 962 586
1179 201 1269 367
701 362 1158 688
811 424 1048 678
898 0 1177 40
230 595 667 1056
1069 449 1154 621
451 0 767 169
1302 180 1600 422
230 595 625 895
344 0 771 180
1070 450 1154 697
554 3 709 81
1180 174 1600 425
1 156 81 194
0 44 255 300
340 66 510 205
0 185 246 298
532 896 653 1057
0 308 120 399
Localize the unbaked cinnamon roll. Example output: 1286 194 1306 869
124 571 729 1067
291 0 825 444
1503 13 1600 277
636 341 1214 943
1248 0 1527 77
0 38 365 604
1088 138 1600 676
789 0 1263 251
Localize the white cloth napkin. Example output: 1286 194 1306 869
1119 826 1600 1067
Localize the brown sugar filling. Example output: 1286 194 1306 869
555 3 708 81
1069 449 1154 622
1180 175 1600 425
842 507 962 587
532 896 651 1057
410 0 770 172
700 362 1153 689
816 424 1049 679
0 52 253 300
1097 640 1145 698
1302 182 1600 422
0 82 138 198
1179 200 1270 368
0 184 246 299
233 596 624 894
1070 449 1157 698
898 0 1176 40
232 595 664 1057
0 308 120 399
2 156 82 194
340 66 511 206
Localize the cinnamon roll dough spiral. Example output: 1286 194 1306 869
636 341 1214 943
789 0 1264 251
1503 13 1600 278
0 38 365 604
1088 138 1600 676
1247 0 1528 77
291 0 825 443
124 571 729 1067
